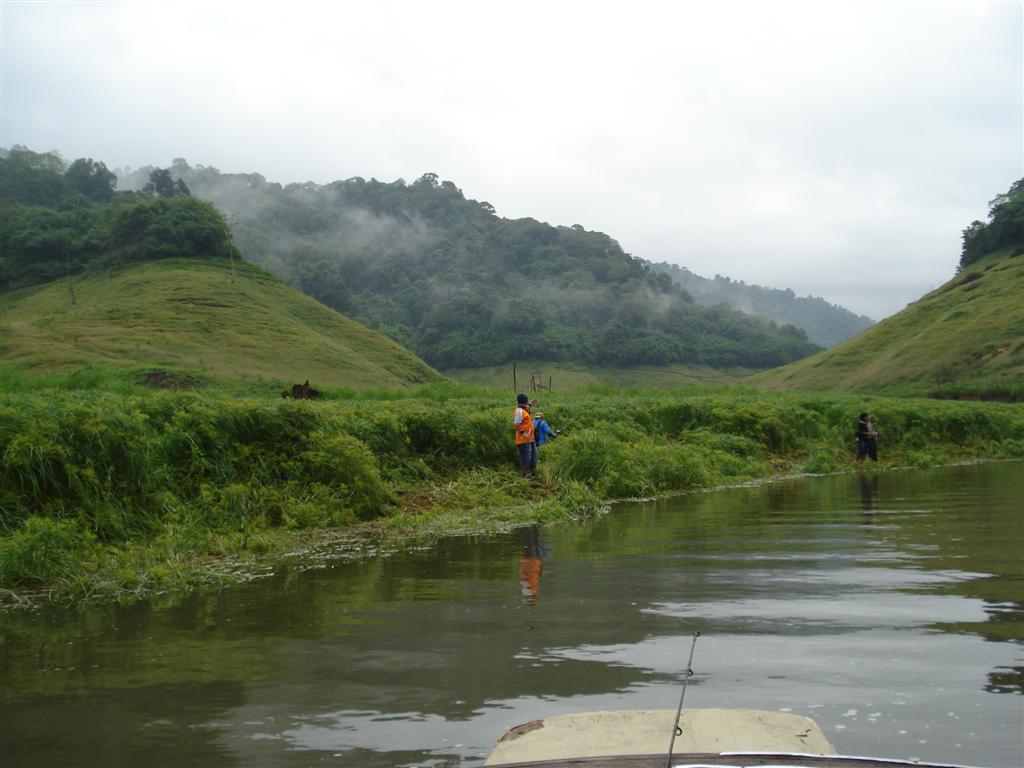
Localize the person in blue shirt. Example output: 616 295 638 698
533 411 558 450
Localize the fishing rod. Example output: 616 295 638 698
665 631 700 768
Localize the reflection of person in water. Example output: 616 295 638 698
519 527 546 606
858 472 880 512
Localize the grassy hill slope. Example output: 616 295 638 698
0 258 440 388
446 361 755 390
748 248 1024 398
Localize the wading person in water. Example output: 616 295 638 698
513 393 538 479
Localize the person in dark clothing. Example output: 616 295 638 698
856 412 878 462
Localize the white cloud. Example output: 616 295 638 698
2 0 1020 319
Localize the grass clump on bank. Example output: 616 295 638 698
2 380 1023 605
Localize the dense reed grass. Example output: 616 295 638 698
2 382 1022 604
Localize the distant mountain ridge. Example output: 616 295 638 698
645 261 874 347
117 160 821 371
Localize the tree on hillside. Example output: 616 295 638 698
0 205 76 287
107 196 236 262
0 146 70 206
959 177 1024 270
143 168 192 198
1 193 242 289
415 172 439 188
65 158 117 202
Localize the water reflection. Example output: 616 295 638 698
985 665 1024 695
858 472 880 512
519 527 547 606
0 462 1021 767
1 681 246 767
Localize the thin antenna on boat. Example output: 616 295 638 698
665 631 700 768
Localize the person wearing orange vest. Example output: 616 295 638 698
514 393 538 478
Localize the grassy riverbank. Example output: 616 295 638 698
2 380 1023 606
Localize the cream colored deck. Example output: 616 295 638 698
485 708 836 766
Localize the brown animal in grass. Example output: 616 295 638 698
283 380 322 399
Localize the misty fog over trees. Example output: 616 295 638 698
0 147 238 287
117 159 820 370
646 262 874 347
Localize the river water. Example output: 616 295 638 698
1 462 1022 767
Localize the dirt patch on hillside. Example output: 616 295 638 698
139 370 202 389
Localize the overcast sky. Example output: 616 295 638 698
2 0 1021 319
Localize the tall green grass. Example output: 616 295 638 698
2 384 1022 601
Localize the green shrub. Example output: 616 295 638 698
546 431 709 498
300 432 391 519
802 445 847 474
552 481 603 515
684 429 764 459
346 405 412 458
0 516 96 585
994 439 1024 458
645 443 710 492
547 429 619 491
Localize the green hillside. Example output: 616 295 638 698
0 257 440 388
119 159 821 371
446 361 754 390
0 147 438 389
749 247 1024 398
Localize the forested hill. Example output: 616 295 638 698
645 261 874 347
0 147 439 387
1 150 239 287
119 160 821 370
